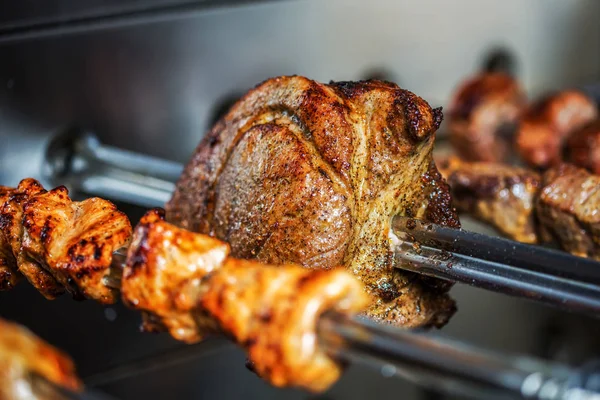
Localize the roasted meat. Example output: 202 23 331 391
166 76 459 328
0 186 20 290
537 164 600 260
516 91 598 169
0 318 81 400
448 72 525 162
566 119 600 174
439 157 541 244
0 179 131 302
122 209 369 392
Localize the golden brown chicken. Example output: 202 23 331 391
448 72 525 162
167 76 459 328
121 209 370 392
537 164 600 260
516 91 598 169
0 179 131 303
439 157 541 244
0 318 81 400
566 119 600 175
0 186 20 290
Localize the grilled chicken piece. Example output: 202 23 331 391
448 72 525 162
537 164 600 260
439 157 541 244
0 179 64 299
0 318 81 400
516 91 598 169
167 76 459 328
0 186 20 290
0 178 131 302
122 209 369 392
566 119 600 175
21 185 132 303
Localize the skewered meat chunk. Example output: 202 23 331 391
0 178 131 302
448 72 525 162
21 185 132 303
439 157 541 244
167 76 459 328
0 186 20 290
0 317 81 400
537 164 600 260
122 209 369 392
516 91 598 169
0 179 64 299
566 119 600 174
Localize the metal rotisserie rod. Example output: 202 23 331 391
392 216 600 317
101 254 600 400
46 130 600 316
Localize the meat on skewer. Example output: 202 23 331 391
438 156 541 244
516 91 598 169
167 76 460 328
566 119 600 175
0 317 81 400
447 72 525 162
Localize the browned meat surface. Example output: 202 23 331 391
122 209 369 392
516 91 598 169
439 157 541 244
0 186 20 291
448 72 525 162
0 317 81 400
0 179 131 302
537 164 600 260
166 76 459 328
566 119 600 175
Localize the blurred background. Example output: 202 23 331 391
0 1 599 399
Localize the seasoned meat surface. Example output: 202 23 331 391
122 209 369 392
0 179 131 302
566 119 600 175
166 76 459 327
439 157 541 243
537 164 600 260
516 91 598 169
0 186 20 291
448 72 524 162
0 317 81 400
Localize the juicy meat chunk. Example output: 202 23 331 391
21 185 132 303
537 164 600 260
516 91 598 169
122 209 369 392
0 317 81 400
439 157 541 244
0 178 131 302
566 119 600 174
0 179 64 299
166 76 459 328
0 186 20 290
448 72 525 162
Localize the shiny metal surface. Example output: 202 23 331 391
0 1 599 399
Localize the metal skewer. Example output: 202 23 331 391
99 254 600 400
46 130 600 317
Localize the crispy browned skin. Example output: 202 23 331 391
166 76 459 328
0 186 20 291
0 179 64 299
566 119 600 175
0 179 131 302
516 91 598 169
448 72 525 162
439 157 541 243
0 318 81 400
122 209 369 392
537 164 600 260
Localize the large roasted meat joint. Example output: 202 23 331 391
167 76 460 328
